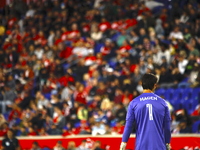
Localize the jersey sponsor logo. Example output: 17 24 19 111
140 96 158 101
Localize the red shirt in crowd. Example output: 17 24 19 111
112 124 124 134
59 47 73 59
8 109 22 122
119 45 132 53
0 127 8 137
74 91 87 105
99 21 111 32
7 17 17 29
58 75 74 87
61 31 70 41
100 46 111 56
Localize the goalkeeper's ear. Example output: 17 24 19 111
120 142 127 150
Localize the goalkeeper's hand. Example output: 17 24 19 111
166 143 171 150
120 142 127 150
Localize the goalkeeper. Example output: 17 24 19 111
120 73 171 150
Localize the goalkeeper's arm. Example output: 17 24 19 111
120 103 135 150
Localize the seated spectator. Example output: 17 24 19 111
27 127 37 136
8 104 22 124
48 124 62 135
116 40 132 58
113 88 123 104
3 86 17 105
19 126 28 136
74 84 87 105
178 51 189 75
77 120 91 135
169 26 183 40
114 103 126 124
91 140 103 150
50 95 62 108
38 127 48 136
53 141 65 150
0 114 7 129
31 141 41 150
100 98 113 123
172 120 192 134
90 26 102 42
91 120 106 136
53 107 66 130
77 105 88 121
191 105 200 116
66 141 77 150
111 121 124 135
0 122 9 137
30 113 45 130
77 140 90 150
36 92 50 109
100 39 112 57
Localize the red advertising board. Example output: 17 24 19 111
0 135 200 150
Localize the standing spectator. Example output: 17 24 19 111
1 129 20 150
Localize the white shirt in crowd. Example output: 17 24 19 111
178 59 188 74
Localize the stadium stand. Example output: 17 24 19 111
0 1 200 149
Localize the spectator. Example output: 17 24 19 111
0 122 9 137
66 141 77 150
30 141 41 150
77 120 91 135
77 105 88 122
0 114 7 129
173 120 192 134
115 103 127 123
36 92 49 110
112 121 125 135
2 129 20 150
191 105 200 117
178 51 189 74
77 140 89 150
48 124 62 135
53 107 66 130
53 141 65 150
91 120 106 136
90 26 103 42
3 86 17 105
91 141 103 150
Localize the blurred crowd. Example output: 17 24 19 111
0 0 200 143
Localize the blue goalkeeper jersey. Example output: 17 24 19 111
122 92 171 150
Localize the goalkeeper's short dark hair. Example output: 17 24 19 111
141 73 158 90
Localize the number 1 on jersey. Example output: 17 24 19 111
146 104 153 120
